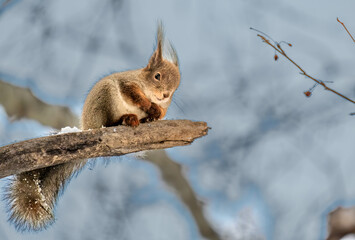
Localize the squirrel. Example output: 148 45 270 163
4 23 180 231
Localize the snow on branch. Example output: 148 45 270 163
0 120 209 179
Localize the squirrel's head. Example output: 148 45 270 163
141 23 180 107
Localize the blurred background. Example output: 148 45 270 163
1 0 355 239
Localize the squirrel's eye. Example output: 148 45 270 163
154 73 161 81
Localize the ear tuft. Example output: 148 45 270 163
146 22 179 70
157 21 164 52
146 22 164 70
164 41 179 67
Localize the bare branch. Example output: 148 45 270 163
0 79 78 129
253 31 355 104
0 120 209 179
142 150 220 240
337 18 355 43
0 0 11 10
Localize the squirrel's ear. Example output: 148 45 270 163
146 23 164 70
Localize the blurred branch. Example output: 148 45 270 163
142 150 221 240
327 206 355 240
337 18 355 43
0 0 11 9
0 79 78 128
0 120 209 179
252 28 355 104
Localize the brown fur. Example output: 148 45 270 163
81 23 180 130
4 23 180 231
118 114 140 127
119 82 152 112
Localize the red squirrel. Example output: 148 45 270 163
5 23 180 231
82 24 180 129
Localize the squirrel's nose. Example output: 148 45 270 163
163 92 170 98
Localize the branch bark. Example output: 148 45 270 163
0 120 209 179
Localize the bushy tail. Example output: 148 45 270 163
4 160 87 231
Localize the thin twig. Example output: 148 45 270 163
253 31 355 104
337 17 355 43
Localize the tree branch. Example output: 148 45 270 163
0 80 220 239
142 150 220 240
0 79 78 129
251 29 355 104
337 18 355 43
0 120 209 179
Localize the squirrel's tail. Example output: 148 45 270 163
4 160 86 231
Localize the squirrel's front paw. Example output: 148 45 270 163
145 103 161 122
119 114 139 127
